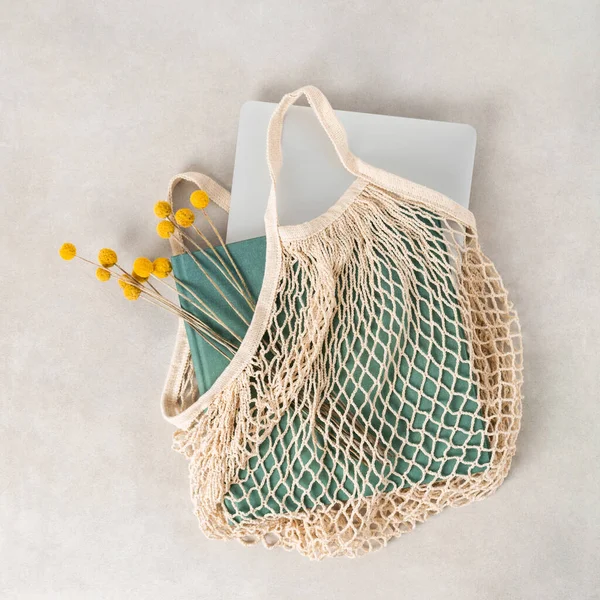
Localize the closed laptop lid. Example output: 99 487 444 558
227 101 476 243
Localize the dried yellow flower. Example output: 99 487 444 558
175 208 195 227
95 267 111 282
154 201 172 219
59 242 77 261
153 257 172 278
98 248 117 268
132 257 153 278
157 220 175 239
118 274 135 288
122 283 141 301
190 190 210 209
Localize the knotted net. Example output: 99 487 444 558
169 181 522 559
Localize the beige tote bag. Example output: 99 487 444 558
161 86 523 559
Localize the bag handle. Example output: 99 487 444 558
265 86 476 230
165 171 230 255
266 85 361 185
161 172 231 424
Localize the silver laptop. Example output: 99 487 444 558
227 101 476 244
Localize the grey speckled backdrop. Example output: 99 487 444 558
1 1 599 599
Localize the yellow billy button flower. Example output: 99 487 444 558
175 208 195 227
190 190 209 209
154 201 171 219
118 274 135 289
152 257 172 278
132 257 154 278
98 248 117 268
157 220 175 239
122 283 141 301
59 242 77 261
95 267 111 282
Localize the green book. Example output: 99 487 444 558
172 231 491 522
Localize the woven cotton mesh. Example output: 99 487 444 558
173 183 522 559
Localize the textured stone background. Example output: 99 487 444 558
1 1 598 598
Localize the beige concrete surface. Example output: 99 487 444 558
1 1 599 598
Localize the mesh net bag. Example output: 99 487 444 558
161 87 522 559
